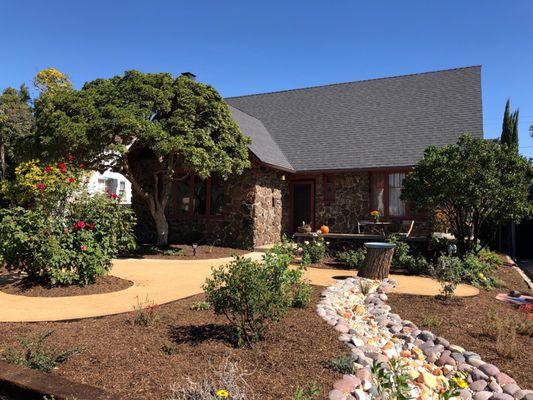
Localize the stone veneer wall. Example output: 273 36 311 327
314 172 370 233
133 164 287 249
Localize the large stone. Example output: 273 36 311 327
471 369 489 381
356 367 372 382
495 373 516 386
451 352 466 364
469 358 486 368
479 364 500 377
435 336 450 347
450 344 466 353
335 323 350 333
502 383 520 396
460 390 473 400
329 389 347 400
488 381 503 393
490 393 514 400
473 392 493 400
470 380 488 391
418 370 438 389
333 375 361 393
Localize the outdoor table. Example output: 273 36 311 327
357 220 392 236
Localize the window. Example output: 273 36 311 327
323 174 336 202
170 172 224 218
98 177 117 194
370 171 409 218
119 181 126 197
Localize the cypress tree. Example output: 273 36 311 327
510 109 519 150
500 99 512 145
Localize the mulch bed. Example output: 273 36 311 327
0 289 346 399
129 244 249 260
0 270 133 297
387 264 533 389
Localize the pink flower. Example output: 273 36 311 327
58 162 67 173
88 222 95 230
79 163 85 169
44 166 52 173
76 220 86 229
37 183 46 190
80 245 87 251
68 177 75 183
67 154 74 161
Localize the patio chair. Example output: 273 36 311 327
396 220 415 238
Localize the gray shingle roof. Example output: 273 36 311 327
226 66 483 172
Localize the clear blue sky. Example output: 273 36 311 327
1 0 532 157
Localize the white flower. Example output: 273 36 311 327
326 241 330 245
304 241 310 245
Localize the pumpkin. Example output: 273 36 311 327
320 225 330 234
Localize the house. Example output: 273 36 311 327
87 170 132 204
138 66 483 248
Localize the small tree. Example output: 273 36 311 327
402 134 533 255
34 70 251 245
500 99 519 151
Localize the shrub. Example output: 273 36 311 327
130 296 160 326
293 383 321 400
336 248 366 269
204 256 292 347
0 158 136 286
2 330 82 372
323 355 357 374
430 256 463 299
169 359 252 400
161 341 180 356
388 236 429 275
301 235 326 264
371 358 412 400
191 301 211 311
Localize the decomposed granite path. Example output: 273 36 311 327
0 252 478 322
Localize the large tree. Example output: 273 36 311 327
401 134 532 255
35 70 251 245
0 85 34 182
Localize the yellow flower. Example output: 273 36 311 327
451 377 468 389
216 389 229 398
371 210 380 216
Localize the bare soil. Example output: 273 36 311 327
130 244 249 260
0 289 346 399
0 269 133 297
388 264 533 389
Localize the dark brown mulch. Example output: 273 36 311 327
388 264 533 389
0 270 133 298
130 244 249 260
0 289 346 400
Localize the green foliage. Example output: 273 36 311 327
293 383 321 400
301 235 326 264
191 300 211 311
500 99 519 150
131 296 160 326
323 355 357 374
0 159 136 286
402 134 533 255
430 256 463 298
0 85 34 182
460 250 501 289
204 247 310 347
336 248 366 269
371 358 412 400
388 236 429 274
34 70 251 245
161 341 180 356
3 330 81 373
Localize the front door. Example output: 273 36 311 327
291 181 315 232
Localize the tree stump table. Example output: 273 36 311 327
357 242 396 280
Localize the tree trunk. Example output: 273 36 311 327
152 207 169 246
358 245 395 280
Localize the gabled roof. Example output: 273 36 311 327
226 66 483 173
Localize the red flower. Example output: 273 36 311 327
76 220 86 229
44 166 52 173
79 163 85 169
88 222 95 230
58 162 67 173
67 154 74 161
68 177 76 183
80 245 87 251
111 193 118 199
37 183 46 190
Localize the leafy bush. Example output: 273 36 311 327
301 235 326 264
204 257 291 346
336 248 366 269
0 158 136 286
130 296 160 326
430 256 463 299
388 236 429 275
323 355 357 374
293 383 321 400
191 301 211 311
3 330 82 372
371 358 412 400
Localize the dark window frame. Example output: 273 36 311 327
369 169 415 220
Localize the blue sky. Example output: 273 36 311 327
1 0 532 157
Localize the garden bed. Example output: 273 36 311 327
0 288 346 399
387 264 533 388
130 244 249 260
0 269 133 297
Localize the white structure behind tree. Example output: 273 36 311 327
87 170 132 204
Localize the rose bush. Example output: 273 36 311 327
0 157 136 286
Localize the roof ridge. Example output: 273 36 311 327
225 65 482 100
